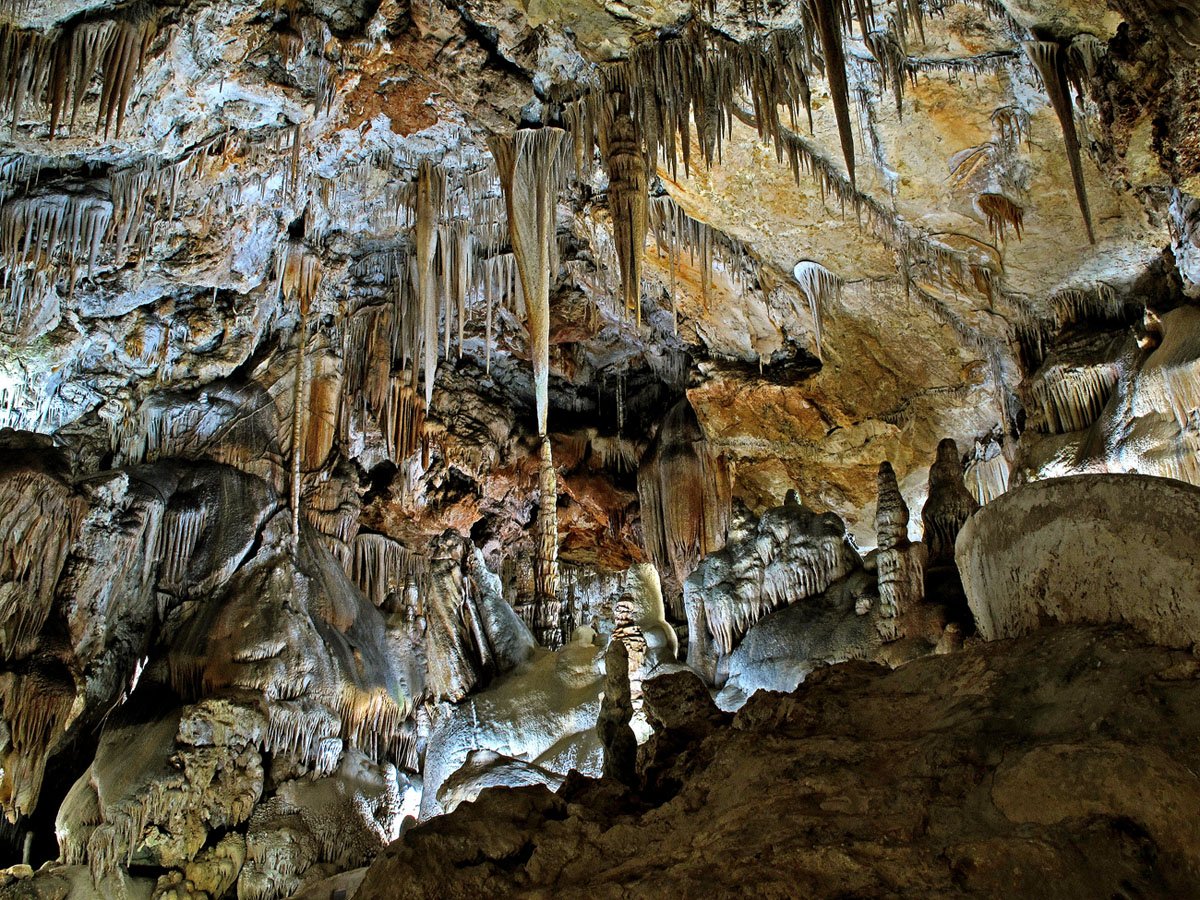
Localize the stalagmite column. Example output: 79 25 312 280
489 128 568 639
598 639 637 788
279 244 322 553
874 461 926 639
921 439 980 568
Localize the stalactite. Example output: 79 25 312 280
0 193 113 304
488 129 566 435
648 194 763 313
1024 40 1095 244
637 398 731 611
991 104 1030 150
156 505 208 593
812 0 856 187
964 437 1011 505
691 494 857 657
865 28 907 116
1028 362 1119 434
0 668 76 818
792 259 841 356
600 96 648 326
0 469 85 660
349 532 431 608
416 160 445 408
977 192 1024 242
1015 283 1124 368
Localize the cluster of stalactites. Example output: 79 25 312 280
348 531 431 609
1015 283 1123 369
0 6 158 139
647 193 764 323
0 193 111 319
637 398 732 610
921 438 980 567
977 192 1024 243
1028 362 1119 434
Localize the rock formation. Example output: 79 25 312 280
0 0 1199 893
921 439 981 567
874 460 926 637
354 625 1200 899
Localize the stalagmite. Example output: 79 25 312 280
921 439 980 567
1024 41 1095 243
874 461 926 637
598 639 637 787
489 128 567 627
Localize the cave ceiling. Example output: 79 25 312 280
0 0 1194 556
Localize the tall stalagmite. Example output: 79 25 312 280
922 439 980 567
489 128 568 635
875 461 926 636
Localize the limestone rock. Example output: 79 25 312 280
957 473 1200 647
355 625 1200 899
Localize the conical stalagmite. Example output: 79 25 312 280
922 439 980 567
875 461 926 635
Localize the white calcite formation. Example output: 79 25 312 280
957 474 1200 648
684 492 863 682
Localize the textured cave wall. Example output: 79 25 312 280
0 0 1198 893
